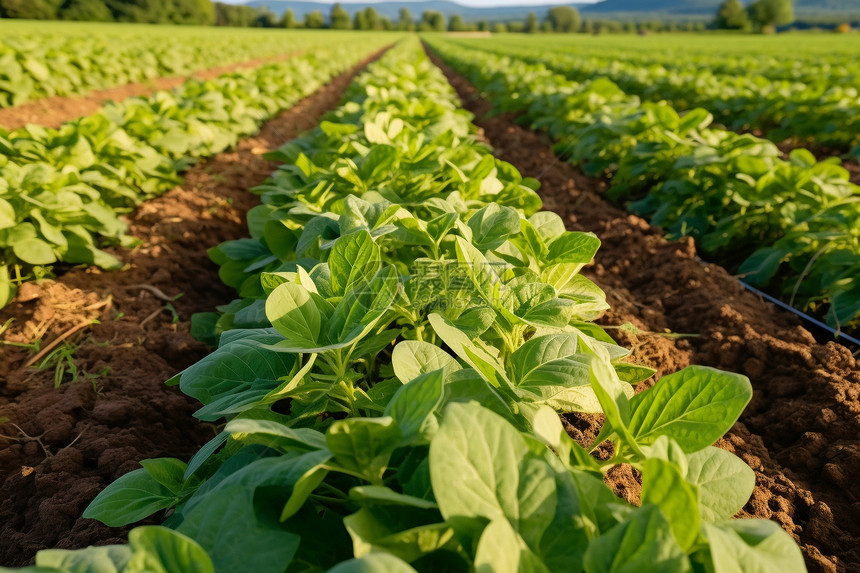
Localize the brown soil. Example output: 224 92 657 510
430 48 860 573
846 160 860 186
0 52 297 132
0 50 385 567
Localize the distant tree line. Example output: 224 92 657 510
2 0 838 34
410 7 710 34
0 0 214 24
714 0 795 32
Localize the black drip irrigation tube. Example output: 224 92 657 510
689 254 859 352
738 280 860 351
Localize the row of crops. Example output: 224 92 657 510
426 37 860 334
0 23 393 108
443 36 860 155
0 37 806 573
0 35 393 310
497 34 860 86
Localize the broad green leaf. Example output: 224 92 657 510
738 247 790 286
176 330 296 420
34 545 131 573
453 306 496 338
614 363 657 384
326 266 399 345
509 334 592 405
0 199 15 229
580 337 635 447
467 203 522 251
430 403 557 548
539 467 595 570
583 505 692 573
83 469 178 527
454 236 501 301
0 268 15 309
385 370 444 444
685 447 756 522
475 519 549 573
329 230 380 296
641 458 700 551
326 417 402 483
547 232 600 264
225 418 327 452
428 313 508 388
14 238 56 265
345 507 455 563
266 283 321 346
177 484 299 573
391 340 461 384
528 212 566 244
125 526 214 573
627 366 752 452
280 459 331 521
327 554 418 573
700 520 806 573
139 458 188 496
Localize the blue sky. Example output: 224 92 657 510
220 0 600 5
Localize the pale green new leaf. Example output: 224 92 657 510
628 366 752 453
686 447 756 522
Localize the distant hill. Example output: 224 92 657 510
582 0 860 17
247 0 587 22
246 0 860 21
583 0 723 15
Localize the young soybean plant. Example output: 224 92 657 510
2 39 807 573
13 349 802 573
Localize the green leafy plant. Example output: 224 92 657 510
2 38 806 573
427 37 860 333
0 36 394 309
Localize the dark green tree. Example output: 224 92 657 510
476 20 488 31
353 9 367 29
304 9 324 28
279 7 295 28
169 0 214 25
58 0 111 20
214 2 257 26
362 6 380 29
397 7 413 30
748 0 794 30
448 13 465 31
714 0 750 30
0 0 59 18
419 10 445 31
546 6 581 33
330 2 351 29
253 7 277 27
525 11 539 33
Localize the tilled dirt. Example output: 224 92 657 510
430 49 860 573
0 52 297 131
0 51 384 567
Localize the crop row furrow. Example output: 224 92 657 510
426 37 860 334
0 38 391 309
0 28 382 109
